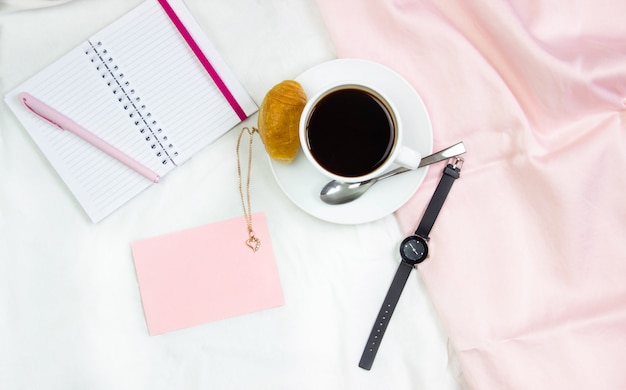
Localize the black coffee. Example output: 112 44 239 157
305 88 395 178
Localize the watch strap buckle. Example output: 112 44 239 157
450 157 464 171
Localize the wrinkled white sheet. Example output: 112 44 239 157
0 1 464 388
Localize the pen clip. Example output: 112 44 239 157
19 92 64 130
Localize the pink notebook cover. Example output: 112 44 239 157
131 213 283 335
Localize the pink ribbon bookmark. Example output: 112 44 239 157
157 0 248 121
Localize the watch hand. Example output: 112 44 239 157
409 243 420 255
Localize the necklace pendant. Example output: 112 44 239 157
245 235 261 252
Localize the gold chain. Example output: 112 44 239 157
236 127 261 252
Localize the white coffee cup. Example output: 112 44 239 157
299 81 422 183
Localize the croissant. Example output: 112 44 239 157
258 80 307 164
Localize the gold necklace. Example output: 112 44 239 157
236 127 261 252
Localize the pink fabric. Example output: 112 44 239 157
315 0 626 388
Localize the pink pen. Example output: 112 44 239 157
19 92 160 183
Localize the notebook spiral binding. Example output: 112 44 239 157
85 40 178 166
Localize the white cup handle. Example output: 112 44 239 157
394 146 422 170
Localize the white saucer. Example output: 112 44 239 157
269 59 432 224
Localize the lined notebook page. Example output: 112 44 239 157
90 0 254 165
6 45 162 223
5 0 257 222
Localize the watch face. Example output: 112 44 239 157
399 235 428 264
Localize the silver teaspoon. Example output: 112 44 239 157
320 142 466 205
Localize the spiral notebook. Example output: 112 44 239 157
4 0 257 222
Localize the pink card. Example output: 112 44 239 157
131 213 283 335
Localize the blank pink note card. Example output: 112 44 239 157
131 213 283 335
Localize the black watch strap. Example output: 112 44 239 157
415 163 461 238
359 260 414 370
359 158 463 371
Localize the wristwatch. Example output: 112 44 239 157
358 158 463 370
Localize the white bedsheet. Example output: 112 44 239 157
0 1 464 388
